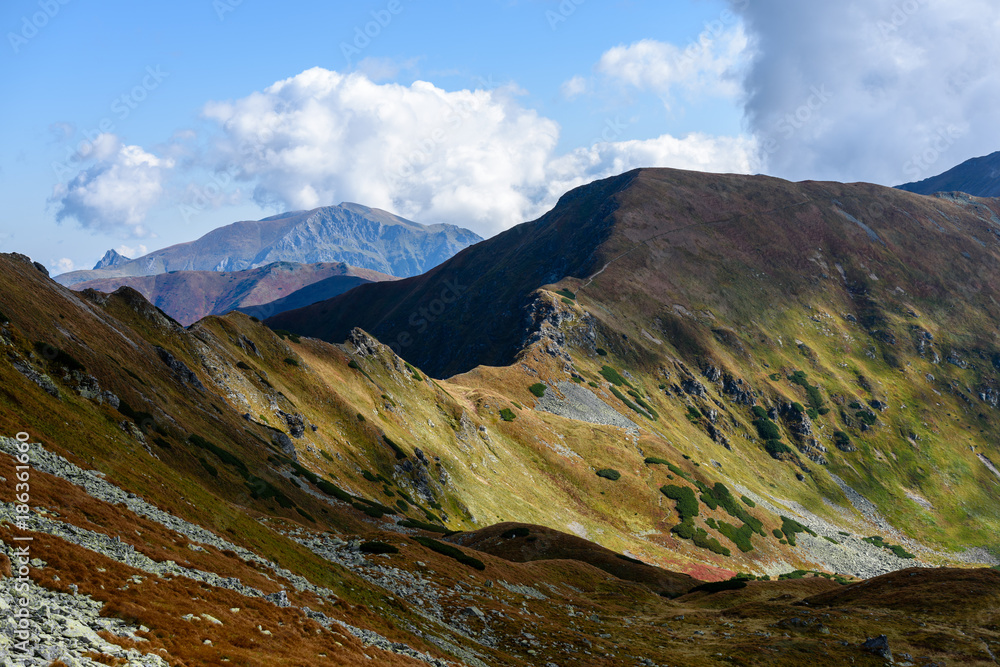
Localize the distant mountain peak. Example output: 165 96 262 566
93 249 131 270
897 150 1000 198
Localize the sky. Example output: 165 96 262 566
2 0 999 274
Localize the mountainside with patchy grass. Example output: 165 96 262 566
2 167 1000 665
68 261 396 326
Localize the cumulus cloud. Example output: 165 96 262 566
595 28 749 106
560 75 588 100
200 67 752 235
731 0 1000 184
115 244 147 258
51 258 76 273
51 133 173 236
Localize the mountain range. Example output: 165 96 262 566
55 202 482 287
69 261 397 326
898 149 1000 197
3 168 1000 665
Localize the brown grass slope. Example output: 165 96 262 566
268 168 1000 379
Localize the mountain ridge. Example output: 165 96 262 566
897 149 1000 197
55 202 483 286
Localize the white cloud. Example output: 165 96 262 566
51 134 173 236
596 29 749 106
560 75 588 100
51 258 76 273
198 67 753 236
115 244 147 259
546 132 757 202
731 0 1000 184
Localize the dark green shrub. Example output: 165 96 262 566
692 528 731 556
245 476 294 508
316 479 353 502
383 435 408 459
362 470 379 482
596 348 608 356
671 520 696 540
198 458 219 477
599 365 629 387
806 408 819 420
779 516 815 546
283 357 299 366
818 407 831 415
499 408 516 421
644 457 670 466
356 413 366 422
348 360 360 369
395 499 409 512
769 373 781 381
360 505 384 518
823 536 839 544
754 419 782 441
791 402 805 414
0 310 8 324
765 440 792 457
718 521 755 552
588 381 599 387
236 361 252 370
528 382 547 397
404 362 423 381
666 463 692 481
295 508 316 523
849 401 863 410
152 436 172 450
772 528 784 539
686 405 703 423
705 517 718 529
752 406 769 420
596 468 621 481
272 329 301 343
660 485 699 521
33 341 85 371
834 431 852 448
360 541 399 555
741 495 755 507
555 288 576 300
189 434 248 475
856 410 878 425
414 536 486 570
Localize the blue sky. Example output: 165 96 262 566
2 0 999 274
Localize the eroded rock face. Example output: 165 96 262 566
154 346 205 391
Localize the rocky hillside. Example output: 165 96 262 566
898 149 1000 197
2 162 1000 667
69 261 396 326
55 203 483 286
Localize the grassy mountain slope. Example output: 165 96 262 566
68 261 395 326
3 159 1000 666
